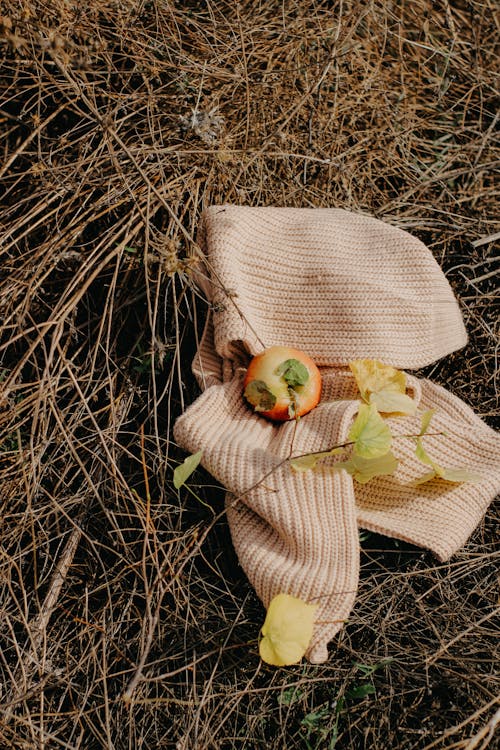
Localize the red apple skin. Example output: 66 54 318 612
243 345 322 421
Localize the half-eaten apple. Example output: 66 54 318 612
243 345 322 421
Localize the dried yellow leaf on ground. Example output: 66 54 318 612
259 593 318 666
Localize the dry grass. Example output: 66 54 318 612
0 0 499 748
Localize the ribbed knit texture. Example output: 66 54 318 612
174 205 500 663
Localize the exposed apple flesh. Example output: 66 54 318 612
243 345 322 421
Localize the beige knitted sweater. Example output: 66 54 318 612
174 206 500 663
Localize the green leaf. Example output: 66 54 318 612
275 359 309 389
173 450 203 489
334 695 345 717
333 450 398 484
354 658 394 677
345 683 376 700
301 706 330 730
348 403 392 459
278 686 303 706
244 380 277 412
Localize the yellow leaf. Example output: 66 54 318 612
333 450 398 484
290 447 343 472
369 390 417 416
173 450 203 489
259 594 318 667
349 359 406 400
290 451 329 472
414 438 481 484
350 359 415 415
415 438 434 467
348 403 392 459
413 470 437 485
419 409 435 436
437 467 482 483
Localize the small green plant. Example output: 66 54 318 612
132 340 172 374
278 685 304 707
301 703 338 750
346 658 394 700
0 432 19 453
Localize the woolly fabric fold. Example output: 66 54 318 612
174 205 500 663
